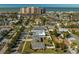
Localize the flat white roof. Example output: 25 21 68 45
59 28 68 32
33 30 45 36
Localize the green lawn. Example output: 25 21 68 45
22 41 34 54
73 31 79 36
33 49 57 54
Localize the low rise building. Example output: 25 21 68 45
32 26 46 41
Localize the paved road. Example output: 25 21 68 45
0 44 8 54
10 31 28 54
68 46 77 54
0 32 17 54
68 31 79 40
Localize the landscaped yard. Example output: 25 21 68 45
43 37 52 46
73 31 79 36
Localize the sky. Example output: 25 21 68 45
0 4 79 8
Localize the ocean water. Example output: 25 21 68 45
0 8 20 12
45 7 79 12
0 7 79 12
